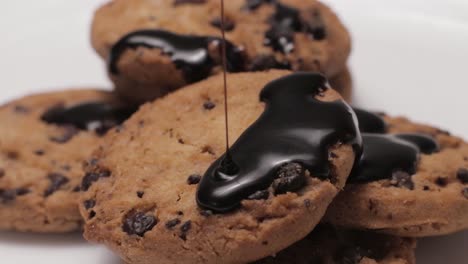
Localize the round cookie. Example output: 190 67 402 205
91 0 351 103
324 109 468 237
0 89 136 232
255 225 416 264
79 70 362 264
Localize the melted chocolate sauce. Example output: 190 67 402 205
41 102 137 135
349 109 439 183
197 73 362 212
109 30 245 83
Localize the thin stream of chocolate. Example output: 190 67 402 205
220 0 229 153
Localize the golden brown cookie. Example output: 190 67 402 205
256 225 416 264
79 70 361 264
0 89 135 232
91 0 351 103
324 109 468 237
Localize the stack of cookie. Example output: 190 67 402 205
0 1 466 264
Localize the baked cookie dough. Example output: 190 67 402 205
0 89 135 232
324 109 468 237
91 0 351 103
256 225 416 264
79 70 361 263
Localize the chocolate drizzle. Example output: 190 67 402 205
349 109 439 183
197 73 362 212
41 102 137 135
109 30 245 83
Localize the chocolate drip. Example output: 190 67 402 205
353 108 387 134
349 109 439 183
197 73 362 212
41 102 137 135
109 30 245 83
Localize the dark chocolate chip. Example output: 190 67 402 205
83 199 96 210
272 162 306 195
81 169 111 191
248 55 291 71
179 220 192 240
165 219 181 229
174 0 206 5
44 173 69 197
210 17 235 31
462 188 468 199
16 188 30 196
177 211 184 216
247 190 269 200
423 186 430 191
123 211 158 237
137 191 145 198
187 174 202 185
390 171 414 190
0 189 17 203
72 186 81 192
435 177 448 187
203 101 216 110
89 210 96 219
456 168 468 184
13 105 30 114
243 0 274 11
49 125 79 144
34 149 45 156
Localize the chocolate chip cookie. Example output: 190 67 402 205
256 225 416 264
79 70 361 263
324 109 468 237
0 89 136 232
91 0 351 103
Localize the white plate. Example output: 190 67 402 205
0 0 467 263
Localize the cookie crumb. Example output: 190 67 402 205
44 173 69 197
456 168 468 184
165 219 181 229
187 174 201 185
123 211 158 237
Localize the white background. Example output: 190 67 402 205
0 0 467 263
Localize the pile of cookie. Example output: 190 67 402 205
1 0 467 263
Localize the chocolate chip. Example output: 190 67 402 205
203 101 216 110
456 168 468 184
123 211 158 237
165 219 181 229
177 211 184 216
13 105 30 114
304 199 311 208
89 211 96 219
423 186 430 191
390 171 414 190
49 125 79 144
81 169 111 191
83 199 96 210
435 177 448 187
302 9 327 41
247 190 269 200
272 162 306 195
179 220 192 240
174 0 206 5
187 174 201 185
210 17 235 31
0 188 29 203
72 186 81 192
462 188 468 199
248 55 291 71
137 191 145 198
34 149 45 156
44 173 69 197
